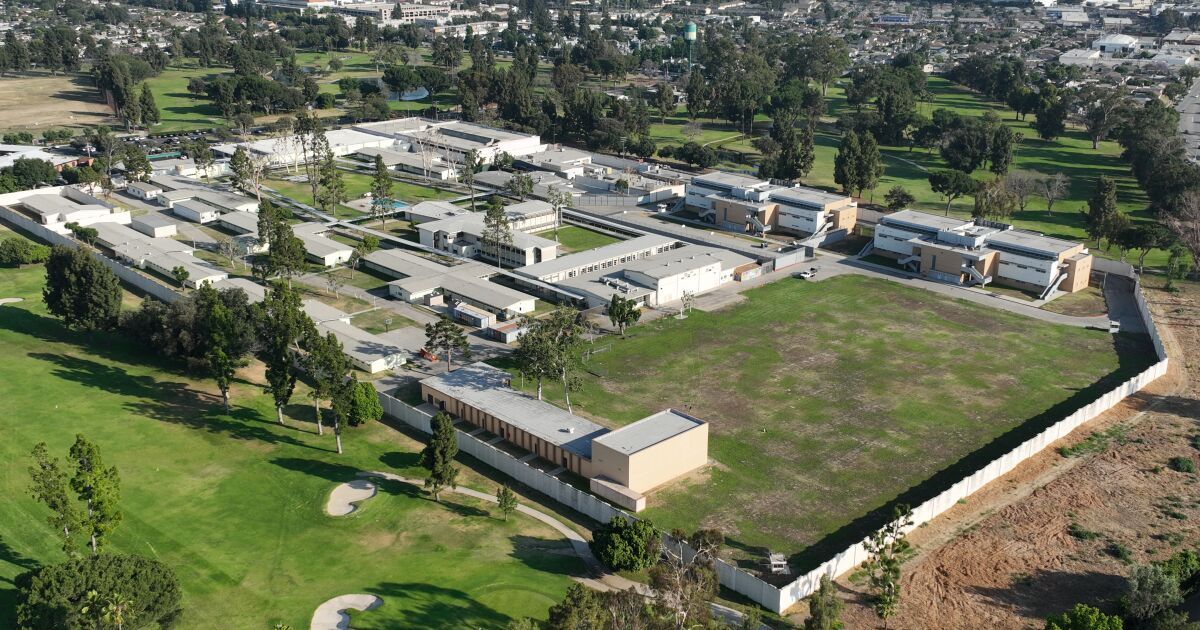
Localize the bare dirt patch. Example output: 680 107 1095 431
817 278 1200 629
0 73 115 132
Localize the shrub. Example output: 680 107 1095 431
15 554 183 629
1169 457 1196 474
590 517 660 572
1123 563 1182 621
1044 603 1123 630
1068 523 1100 541
1107 542 1133 563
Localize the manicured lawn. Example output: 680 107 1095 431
503 275 1155 569
538 225 622 253
266 171 457 219
144 63 233 133
351 307 418 335
0 264 580 628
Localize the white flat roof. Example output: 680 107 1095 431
421 362 608 458
515 234 677 279
593 409 705 455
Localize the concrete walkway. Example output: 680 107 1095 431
0 297 23 305
816 252 1113 329
310 594 382 630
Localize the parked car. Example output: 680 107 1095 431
795 267 819 279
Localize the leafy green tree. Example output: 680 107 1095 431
0 237 50 266
1034 90 1069 141
230 146 252 195
15 554 183 630
973 178 1018 221
1044 604 1123 630
139 83 160 126
331 374 380 455
461 150 482 212
303 330 350 437
496 485 518 521
199 285 250 412
68 436 121 555
189 138 214 181
653 82 676 123
685 71 710 120
607 294 641 336
546 583 606 630
170 265 189 289
805 574 844 630
1081 176 1119 248
788 33 851 95
369 154 393 228
316 145 348 218
863 505 913 628
591 517 660 571
257 283 312 425
989 125 1016 176
834 130 862 195
122 144 152 182
1122 223 1175 273
859 132 884 201
482 195 513 267
884 186 915 212
43 245 121 332
29 443 80 555
424 317 470 372
421 411 460 502
506 172 534 201
929 169 976 216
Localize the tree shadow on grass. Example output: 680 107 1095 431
2 308 192 379
0 536 39 629
359 581 514 629
29 352 322 452
508 534 586 577
379 450 422 471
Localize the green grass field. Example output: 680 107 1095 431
0 264 579 628
504 275 1154 569
538 225 622 253
144 64 233 133
264 171 457 218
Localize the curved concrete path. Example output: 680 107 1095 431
310 594 382 630
0 297 23 305
325 479 376 516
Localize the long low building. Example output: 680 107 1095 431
420 362 708 511
294 223 354 267
362 248 539 320
302 300 408 373
872 210 1093 298
513 233 755 308
0 187 130 234
92 222 228 289
416 200 560 268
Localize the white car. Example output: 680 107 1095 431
795 267 819 279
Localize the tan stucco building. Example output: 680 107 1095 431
420 363 708 511
873 210 1094 298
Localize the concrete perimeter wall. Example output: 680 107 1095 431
0 206 181 304
375 276 1170 614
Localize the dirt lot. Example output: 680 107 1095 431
812 277 1200 629
0 73 114 132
